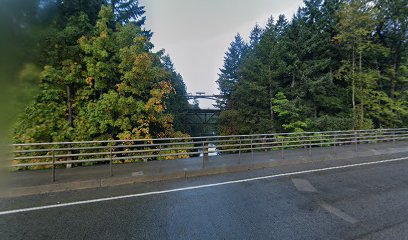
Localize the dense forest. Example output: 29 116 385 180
217 0 408 134
11 0 203 143
10 0 408 143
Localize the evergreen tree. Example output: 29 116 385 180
249 24 263 48
219 0 407 134
106 0 152 39
216 33 247 109
228 16 287 134
161 54 191 133
14 4 188 143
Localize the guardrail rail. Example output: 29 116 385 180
11 128 408 181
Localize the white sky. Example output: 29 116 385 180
140 0 304 107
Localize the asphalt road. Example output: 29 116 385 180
1 152 408 240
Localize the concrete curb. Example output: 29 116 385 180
1 146 407 198
1 179 101 198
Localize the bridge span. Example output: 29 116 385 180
2 128 408 239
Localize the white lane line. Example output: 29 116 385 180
292 178 317 193
320 201 358 224
1 156 407 216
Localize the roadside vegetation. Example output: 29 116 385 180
8 0 408 169
217 0 408 134
12 0 200 144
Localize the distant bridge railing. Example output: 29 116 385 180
11 128 408 181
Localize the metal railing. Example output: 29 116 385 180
11 128 408 181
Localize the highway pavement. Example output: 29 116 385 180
1 151 408 239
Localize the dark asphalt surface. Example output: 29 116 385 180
1 151 408 239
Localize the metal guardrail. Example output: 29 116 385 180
11 128 408 181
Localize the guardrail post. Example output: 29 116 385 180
109 146 113 176
202 141 208 168
159 144 162 173
354 131 358 151
281 138 284 159
143 141 148 163
333 135 336 154
302 136 306 152
251 138 254 163
393 132 396 144
238 138 241 164
66 144 72 169
375 130 378 145
52 150 55 182
309 139 312 156
263 137 267 152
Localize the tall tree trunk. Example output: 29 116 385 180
391 61 398 99
359 50 364 126
390 23 402 99
352 46 356 129
269 84 274 131
66 84 73 168
269 66 275 131
67 85 73 127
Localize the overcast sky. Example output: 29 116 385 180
140 0 304 107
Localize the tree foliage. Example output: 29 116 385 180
218 0 408 134
14 2 192 143
216 34 247 109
